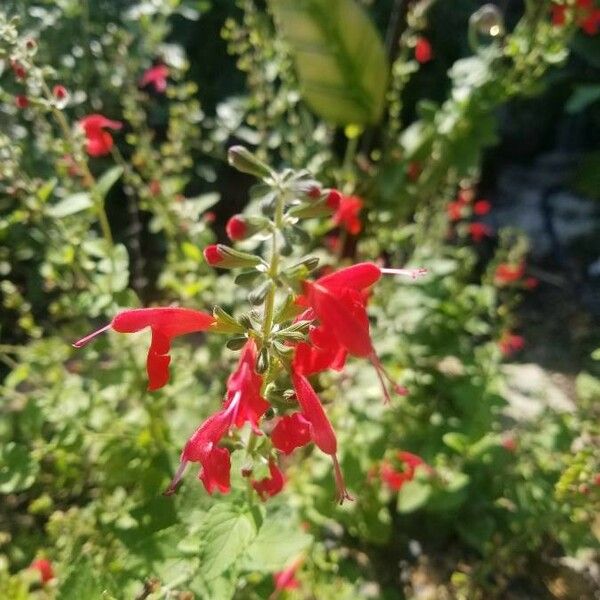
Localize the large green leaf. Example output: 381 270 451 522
46 192 93 218
0 443 39 494
198 503 258 580
270 0 389 125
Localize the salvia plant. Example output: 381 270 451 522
73 145 427 504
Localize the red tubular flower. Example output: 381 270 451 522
292 373 352 503
293 323 347 375
469 222 492 243
415 36 433 63
10 60 26 79
579 6 600 34
272 557 303 595
15 95 29 109
326 189 342 210
79 114 123 157
52 85 68 100
447 201 463 222
140 64 169 93
380 451 427 491
252 460 285 500
473 199 491 215
332 194 363 235
226 215 248 241
224 339 269 432
494 262 525 285
301 262 424 402
73 307 215 390
407 161 422 182
271 413 312 455
30 558 54 584
499 331 525 356
552 4 567 26
203 244 224 266
165 403 236 495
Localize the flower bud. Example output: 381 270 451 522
15 95 28 109
203 244 263 269
228 145 273 179
289 190 340 219
226 214 268 241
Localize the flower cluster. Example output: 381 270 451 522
552 0 600 36
446 188 493 243
74 146 425 504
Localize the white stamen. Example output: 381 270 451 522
72 323 111 348
164 460 189 496
380 267 427 279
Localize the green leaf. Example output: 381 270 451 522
442 432 469 454
270 0 388 125
396 480 431 513
95 166 124 199
36 178 57 202
199 503 258 580
47 193 93 218
240 516 312 572
57 558 107 600
187 192 220 213
0 442 39 493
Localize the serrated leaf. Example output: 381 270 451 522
270 0 388 125
47 193 93 218
396 480 431 513
240 519 312 572
199 504 258 580
95 166 123 199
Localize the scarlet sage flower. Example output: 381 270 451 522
272 557 303 596
73 307 215 390
292 373 352 504
469 222 492 243
301 262 425 402
380 451 427 491
224 339 269 432
498 331 525 356
252 460 285 500
30 558 54 584
332 194 363 235
447 201 463 222
15 95 29 109
415 36 433 63
226 215 247 241
79 114 123 157
293 321 347 375
271 413 312 455
165 339 268 495
140 64 169 93
473 199 491 215
494 262 525 285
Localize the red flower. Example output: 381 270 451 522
380 451 426 491
271 413 312 455
226 215 247 241
293 373 352 503
203 244 224 266
332 194 363 235
473 199 491 215
73 307 215 390
10 60 26 79
415 37 433 63
501 436 518 452
224 339 269 432
52 85 68 100
447 201 463 222
326 189 342 211
499 331 525 356
15 95 29 109
140 64 169 93
300 262 423 402
79 114 122 157
165 340 269 495
407 161 422 182
166 405 235 495
30 558 54 584
579 6 600 34
494 262 525 285
253 460 285 500
469 222 492 243
272 557 303 593
524 276 539 290
293 321 347 375
552 4 567 26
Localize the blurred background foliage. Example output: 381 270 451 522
0 0 599 598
